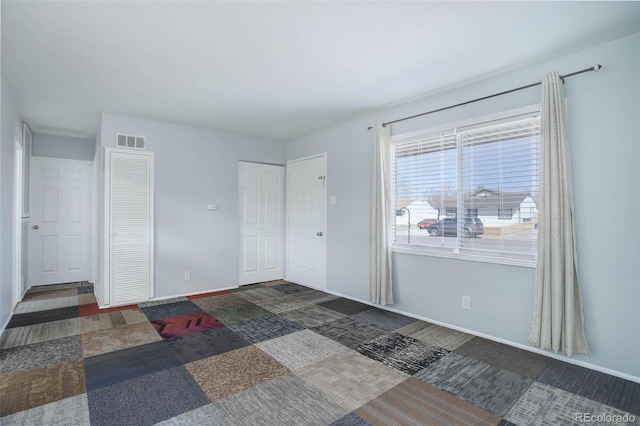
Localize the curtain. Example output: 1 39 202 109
370 121 394 305
529 72 589 356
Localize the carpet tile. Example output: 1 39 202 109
355 332 450 375
293 288 340 304
78 302 138 317
79 309 148 333
272 282 311 294
415 353 533 416
228 315 304 344
77 286 95 295
295 350 409 412
311 317 388 348
279 304 347 328
260 279 290 287
154 403 226 426
137 297 188 307
406 323 475 350
21 287 78 301
229 283 263 292
455 337 551 378
166 326 251 364
354 377 502 426
504 382 638 426
0 394 90 426
151 311 224 339
207 302 273 325
235 286 283 303
318 298 375 315
214 374 347 426
185 289 230 300
29 282 87 292
396 320 432 336
255 295 312 314
186 345 289 401
350 308 417 331
0 359 86 417
13 295 79 314
256 329 350 371
77 293 97 305
191 293 249 310
84 340 181 391
0 318 81 349
330 412 372 426
140 300 203 322
537 360 640 415
6 305 79 328
87 366 209 426
81 321 162 357
0 335 82 376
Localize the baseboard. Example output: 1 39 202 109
322 289 640 384
0 311 13 337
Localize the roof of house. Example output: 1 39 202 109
429 190 536 210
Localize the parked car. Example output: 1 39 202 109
417 218 438 229
427 217 484 237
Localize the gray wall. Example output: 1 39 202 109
99 113 286 299
285 33 640 379
0 78 22 328
32 133 95 160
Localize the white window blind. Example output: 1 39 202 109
392 110 541 263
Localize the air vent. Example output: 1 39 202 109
116 133 145 150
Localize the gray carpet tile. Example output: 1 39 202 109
22 288 78 302
292 288 340 304
166 327 250 364
215 374 347 426
13 296 80 314
235 287 283 303
154 404 226 426
407 324 475 350
207 303 274 325
311 317 388 349
230 283 263 292
87 366 209 426
84 341 182 391
0 393 90 426
330 412 372 426
505 381 638 426
318 298 375 315
256 329 350 371
498 420 519 426
355 332 450 375
140 301 203 322
255 295 312 314
228 315 305 344
7 306 80 328
29 282 88 292
191 294 249 311
350 308 417 331
138 297 188 308
396 320 432 336
272 282 311 294
415 352 533 416
537 360 640 416
455 337 550 378
0 318 81 349
0 335 82 376
279 304 347 328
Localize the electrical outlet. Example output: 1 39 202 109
462 295 471 310
184 271 191 281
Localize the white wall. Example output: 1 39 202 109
99 113 286 299
285 33 640 379
0 78 22 329
32 133 95 161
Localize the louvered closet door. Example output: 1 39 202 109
108 149 154 305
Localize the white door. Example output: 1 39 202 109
239 162 284 285
106 148 154 305
28 157 93 286
287 155 326 289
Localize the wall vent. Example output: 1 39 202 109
116 133 145 150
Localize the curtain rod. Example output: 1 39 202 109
367 64 602 130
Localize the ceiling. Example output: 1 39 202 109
2 1 639 141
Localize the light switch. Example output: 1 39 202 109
328 195 337 205
208 204 218 211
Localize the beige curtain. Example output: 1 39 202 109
370 121 394 305
529 72 589 356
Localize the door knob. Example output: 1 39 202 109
317 231 323 236
32 225 39 230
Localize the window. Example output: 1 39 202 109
391 107 540 265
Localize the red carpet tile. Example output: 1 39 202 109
186 290 231 300
79 303 139 317
152 312 224 338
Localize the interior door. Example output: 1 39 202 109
287 155 326 289
107 148 154 305
239 162 284 285
28 157 93 286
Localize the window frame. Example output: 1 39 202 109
390 105 540 268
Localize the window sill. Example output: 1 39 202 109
392 245 536 268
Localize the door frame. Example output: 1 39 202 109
13 140 24 304
285 153 327 290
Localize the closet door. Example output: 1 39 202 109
239 162 284 285
106 148 154 305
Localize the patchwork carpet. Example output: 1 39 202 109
1 281 639 426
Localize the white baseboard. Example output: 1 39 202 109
322 289 640 384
